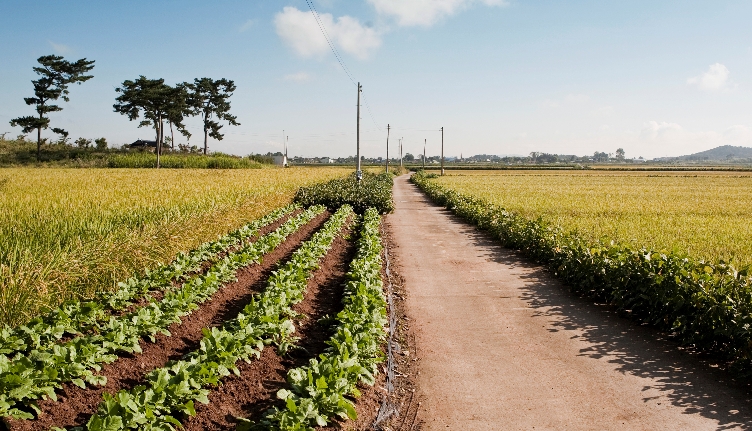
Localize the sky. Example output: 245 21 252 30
1 0 751 159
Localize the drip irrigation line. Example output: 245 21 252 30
373 237 400 429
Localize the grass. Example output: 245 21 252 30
435 170 752 266
0 167 347 326
107 153 264 169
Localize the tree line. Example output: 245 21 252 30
10 55 240 166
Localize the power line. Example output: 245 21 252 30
304 0 356 86
304 0 383 131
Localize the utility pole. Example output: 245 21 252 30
399 137 403 168
441 126 444 176
385 124 390 173
423 139 426 170
285 135 289 167
356 83 362 181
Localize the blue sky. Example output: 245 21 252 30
1 0 751 159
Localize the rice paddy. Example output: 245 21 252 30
435 170 752 266
0 167 346 326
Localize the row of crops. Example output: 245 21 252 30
0 172 395 430
412 171 752 378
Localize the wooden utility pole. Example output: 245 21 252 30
386 124 390 173
441 126 444 175
423 139 426 170
356 82 362 181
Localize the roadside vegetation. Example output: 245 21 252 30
413 170 752 378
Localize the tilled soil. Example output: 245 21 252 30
181 217 356 430
5 210 329 431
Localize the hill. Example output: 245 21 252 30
676 145 752 161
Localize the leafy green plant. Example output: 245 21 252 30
0 206 322 420
412 171 752 378
294 172 394 214
0 205 295 357
84 205 354 430
244 207 387 431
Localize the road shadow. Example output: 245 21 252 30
403 178 752 430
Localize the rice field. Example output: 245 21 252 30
435 170 752 266
0 167 346 326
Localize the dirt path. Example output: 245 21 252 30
385 174 752 430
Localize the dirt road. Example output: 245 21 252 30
385 174 752 430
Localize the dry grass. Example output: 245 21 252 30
0 167 347 326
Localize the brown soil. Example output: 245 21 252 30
181 217 356 430
44 211 298 346
5 210 329 431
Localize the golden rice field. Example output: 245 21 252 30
0 167 346 326
435 170 752 266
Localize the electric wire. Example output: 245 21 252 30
304 0 383 131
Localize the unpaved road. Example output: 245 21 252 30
385 174 752 430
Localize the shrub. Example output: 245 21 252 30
294 171 394 214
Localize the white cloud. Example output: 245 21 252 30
48 41 71 54
687 63 732 91
283 72 311 82
274 7 381 60
640 121 683 141
239 19 256 32
368 0 507 27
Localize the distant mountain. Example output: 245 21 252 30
672 145 752 161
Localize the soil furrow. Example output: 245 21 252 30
5 210 329 431
51 210 299 345
180 218 356 431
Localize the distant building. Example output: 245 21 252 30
129 139 157 151
320 157 333 164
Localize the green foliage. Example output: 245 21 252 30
86 205 354 430
412 171 752 378
294 172 394 214
247 208 387 431
107 152 263 169
94 138 107 150
0 206 322 419
184 77 240 154
0 205 294 358
9 55 95 159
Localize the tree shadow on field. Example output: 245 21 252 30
406 179 752 430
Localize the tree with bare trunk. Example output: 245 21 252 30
9 55 95 161
113 76 176 168
184 78 239 155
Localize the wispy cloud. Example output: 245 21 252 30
283 72 311 82
239 19 256 32
48 41 71 54
367 0 508 27
275 7 381 60
641 121 683 141
687 63 734 91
